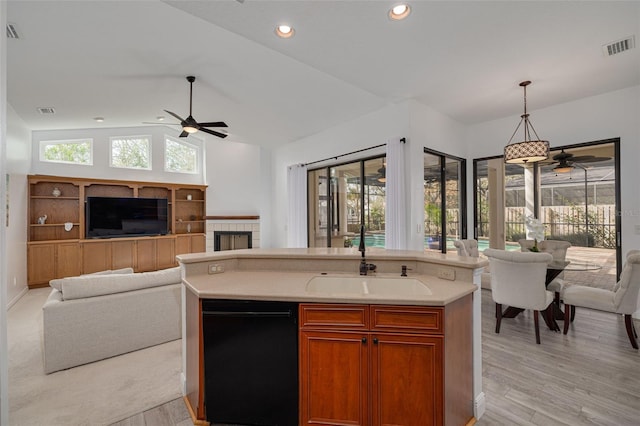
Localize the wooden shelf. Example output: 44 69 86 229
27 175 208 287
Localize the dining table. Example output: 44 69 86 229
501 259 602 331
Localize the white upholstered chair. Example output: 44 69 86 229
563 250 640 349
454 239 492 289
453 239 479 258
484 248 554 344
519 239 571 305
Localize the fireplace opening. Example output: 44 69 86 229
214 231 253 251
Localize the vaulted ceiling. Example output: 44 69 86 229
7 1 640 149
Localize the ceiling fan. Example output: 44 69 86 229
542 149 611 172
158 76 228 139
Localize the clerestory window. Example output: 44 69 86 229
110 135 151 170
164 136 199 174
39 139 93 165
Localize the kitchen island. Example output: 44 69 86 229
178 248 487 426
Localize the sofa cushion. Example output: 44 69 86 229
49 267 134 291
59 267 182 300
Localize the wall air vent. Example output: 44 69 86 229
602 36 635 56
6 23 19 39
37 107 56 115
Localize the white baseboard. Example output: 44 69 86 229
181 372 187 396
7 287 29 309
475 391 486 420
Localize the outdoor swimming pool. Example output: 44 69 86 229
349 235 520 251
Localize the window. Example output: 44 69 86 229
308 156 386 248
424 149 466 253
110 135 151 170
164 136 199 174
39 139 93 165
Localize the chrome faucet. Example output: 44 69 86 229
358 225 376 275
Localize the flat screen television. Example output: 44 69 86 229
86 196 168 238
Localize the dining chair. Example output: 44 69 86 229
519 239 571 306
453 239 479 257
562 250 640 349
454 239 492 289
484 248 555 344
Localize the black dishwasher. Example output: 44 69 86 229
202 299 298 426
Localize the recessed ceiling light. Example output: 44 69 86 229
389 4 411 20
94 117 104 122
156 116 165 121
275 24 295 39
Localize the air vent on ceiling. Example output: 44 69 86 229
6 23 19 39
602 36 635 56
37 107 56 115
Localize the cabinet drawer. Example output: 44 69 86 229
300 304 369 330
371 306 443 334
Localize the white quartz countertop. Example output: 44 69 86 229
178 248 483 306
182 271 477 306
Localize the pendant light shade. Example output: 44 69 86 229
504 81 549 164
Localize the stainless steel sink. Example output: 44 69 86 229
305 276 432 296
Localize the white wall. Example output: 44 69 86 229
270 100 470 250
204 139 263 216
31 126 205 185
0 1 8 423
270 103 410 248
5 105 31 306
465 85 640 256
407 100 468 250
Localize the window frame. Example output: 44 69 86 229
164 135 200 175
39 138 94 165
109 134 152 171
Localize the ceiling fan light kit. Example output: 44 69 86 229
163 76 228 139
504 81 550 164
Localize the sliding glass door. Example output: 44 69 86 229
474 138 620 282
308 156 386 248
424 149 466 253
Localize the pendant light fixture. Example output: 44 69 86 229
503 81 550 164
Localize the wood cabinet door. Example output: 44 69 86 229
27 243 56 285
111 240 135 270
81 241 111 274
136 239 157 271
370 334 444 426
300 330 369 426
190 234 206 253
175 235 191 255
156 237 176 269
56 242 82 279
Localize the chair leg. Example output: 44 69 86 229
495 303 502 334
570 305 576 322
533 310 541 344
554 291 561 307
624 314 639 349
563 304 571 334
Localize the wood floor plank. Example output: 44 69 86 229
112 288 639 426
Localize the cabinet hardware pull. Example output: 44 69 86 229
373 337 378 344
362 337 367 344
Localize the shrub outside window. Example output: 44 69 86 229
110 135 151 170
39 139 93 165
165 136 198 174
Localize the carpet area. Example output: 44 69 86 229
8 288 183 426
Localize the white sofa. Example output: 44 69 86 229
42 267 182 374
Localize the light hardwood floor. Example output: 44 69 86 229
111 289 640 426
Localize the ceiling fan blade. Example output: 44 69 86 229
199 128 228 139
164 109 186 123
197 121 228 128
569 155 611 163
142 121 181 126
179 130 189 138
